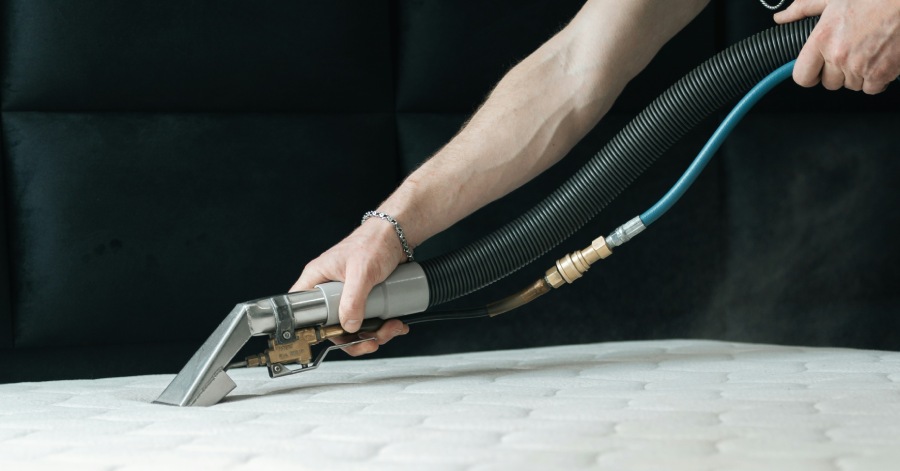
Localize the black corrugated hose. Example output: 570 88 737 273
419 18 818 307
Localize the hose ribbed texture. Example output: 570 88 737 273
420 18 818 307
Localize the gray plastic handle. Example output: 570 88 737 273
316 262 430 326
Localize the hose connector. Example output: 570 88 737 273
605 216 646 249
544 235 613 288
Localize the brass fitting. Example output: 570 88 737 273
544 235 612 288
243 324 355 369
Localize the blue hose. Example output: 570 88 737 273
424 19 819 306
640 61 796 226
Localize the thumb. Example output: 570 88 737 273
337 265 373 333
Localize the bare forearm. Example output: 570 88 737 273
293 0 708 339
380 0 709 247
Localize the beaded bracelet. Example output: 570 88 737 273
361 211 415 262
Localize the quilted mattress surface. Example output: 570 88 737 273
2 339 900 470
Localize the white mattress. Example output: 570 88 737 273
2 339 900 470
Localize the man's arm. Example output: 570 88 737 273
775 0 900 94
291 0 711 355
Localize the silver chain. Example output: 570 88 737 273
759 0 787 10
361 211 415 262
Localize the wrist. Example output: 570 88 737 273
361 211 415 262
358 217 410 266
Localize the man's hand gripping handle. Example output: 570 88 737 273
154 263 429 407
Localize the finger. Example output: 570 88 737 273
291 262 331 292
793 41 825 88
862 78 890 95
367 319 409 345
342 321 408 356
843 70 864 92
332 334 380 357
774 0 827 24
821 61 845 90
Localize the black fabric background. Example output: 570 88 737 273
1 0 898 382
2 1 394 112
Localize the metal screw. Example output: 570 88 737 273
282 331 292 340
273 365 283 373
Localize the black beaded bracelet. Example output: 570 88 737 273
361 211 415 262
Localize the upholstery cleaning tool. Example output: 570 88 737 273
156 18 895 406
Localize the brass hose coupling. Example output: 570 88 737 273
544 235 613 288
234 318 384 378
241 324 347 370
485 227 628 318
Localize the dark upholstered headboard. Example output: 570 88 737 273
2 1 898 382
